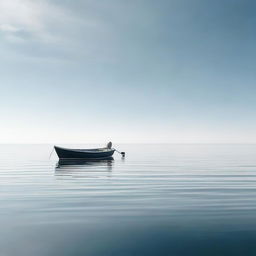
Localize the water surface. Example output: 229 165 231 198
1 144 256 255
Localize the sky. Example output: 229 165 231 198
0 0 256 144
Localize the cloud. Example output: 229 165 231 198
0 0 43 35
0 24 21 32
0 0 159 63
0 0 64 42
0 0 115 62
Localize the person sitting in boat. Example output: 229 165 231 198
106 141 112 149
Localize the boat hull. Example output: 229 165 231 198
54 146 115 159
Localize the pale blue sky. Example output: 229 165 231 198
0 0 256 143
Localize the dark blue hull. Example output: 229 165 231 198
54 146 115 159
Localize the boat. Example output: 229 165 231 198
53 142 124 159
54 146 115 159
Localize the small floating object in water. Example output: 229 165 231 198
53 142 125 159
115 149 125 157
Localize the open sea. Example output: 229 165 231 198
1 144 256 256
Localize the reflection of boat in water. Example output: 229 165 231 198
55 157 114 173
56 157 114 168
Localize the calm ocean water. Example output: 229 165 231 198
1 144 256 255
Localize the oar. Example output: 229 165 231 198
114 148 125 157
107 141 125 157
49 147 55 159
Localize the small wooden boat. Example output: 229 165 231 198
54 145 115 159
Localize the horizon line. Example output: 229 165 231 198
1 142 256 145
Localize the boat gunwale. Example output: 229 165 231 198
54 145 115 154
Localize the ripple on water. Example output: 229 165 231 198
1 144 256 255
